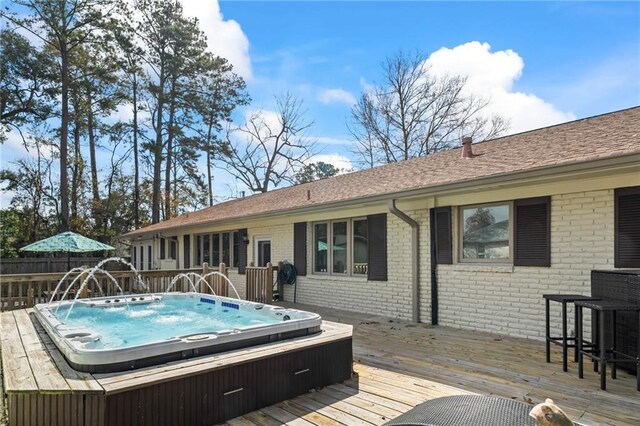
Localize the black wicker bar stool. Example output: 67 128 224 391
543 294 599 372
575 299 640 391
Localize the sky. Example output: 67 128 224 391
201 1 640 169
1 0 639 207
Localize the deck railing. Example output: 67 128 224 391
245 262 277 303
0 264 228 312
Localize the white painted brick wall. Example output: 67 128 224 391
275 214 418 320
437 189 614 340
182 189 615 341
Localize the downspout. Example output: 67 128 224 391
388 200 420 323
429 208 438 325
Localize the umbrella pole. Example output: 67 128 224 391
67 251 71 271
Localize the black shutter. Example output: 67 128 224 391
293 222 307 276
514 196 551 267
237 228 248 274
160 238 165 259
183 235 190 269
433 207 452 264
367 213 387 281
615 186 640 268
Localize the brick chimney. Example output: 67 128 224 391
461 136 473 159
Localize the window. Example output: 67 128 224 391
460 203 511 261
196 235 202 265
352 219 368 275
211 233 220 265
314 223 328 272
169 239 177 259
194 230 240 267
232 232 239 268
202 234 210 265
222 232 230 265
313 218 368 276
333 221 347 273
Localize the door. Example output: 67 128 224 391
256 238 271 267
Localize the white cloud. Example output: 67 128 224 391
318 88 356 106
425 41 575 134
310 154 353 172
181 0 252 80
314 136 354 146
1 130 55 161
0 189 15 209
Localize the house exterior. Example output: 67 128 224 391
123 107 640 340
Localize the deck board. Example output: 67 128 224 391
12 310 71 393
0 312 38 393
3 301 640 426
224 302 640 426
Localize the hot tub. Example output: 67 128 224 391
34 293 322 373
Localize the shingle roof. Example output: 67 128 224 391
125 107 640 237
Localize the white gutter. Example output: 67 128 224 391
388 199 420 323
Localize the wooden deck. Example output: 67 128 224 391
222 302 640 426
2 303 639 426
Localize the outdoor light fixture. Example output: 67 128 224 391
242 235 250 244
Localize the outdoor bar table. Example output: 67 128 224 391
575 299 640 391
384 395 536 426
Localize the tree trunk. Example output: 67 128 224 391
60 44 70 231
87 88 101 232
132 74 140 228
206 118 214 206
164 76 177 220
70 91 81 226
151 66 165 224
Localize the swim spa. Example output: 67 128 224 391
34 293 322 373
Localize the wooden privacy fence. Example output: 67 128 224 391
245 262 277 303
0 257 128 274
0 264 228 312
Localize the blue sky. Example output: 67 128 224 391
210 0 640 172
1 1 639 205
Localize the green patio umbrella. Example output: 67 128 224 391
19 231 115 270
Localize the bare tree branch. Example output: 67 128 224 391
219 92 316 193
350 51 509 167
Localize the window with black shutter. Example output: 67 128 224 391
433 207 452 264
294 222 307 276
367 213 387 281
615 186 640 268
514 197 551 267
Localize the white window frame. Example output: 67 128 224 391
458 201 514 263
